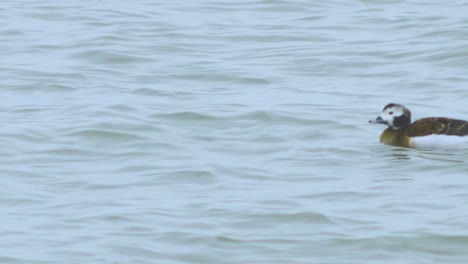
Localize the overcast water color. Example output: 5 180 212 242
1 0 468 263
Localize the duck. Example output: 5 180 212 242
369 103 468 148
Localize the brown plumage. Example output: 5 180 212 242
405 118 468 137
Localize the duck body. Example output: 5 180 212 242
370 104 468 148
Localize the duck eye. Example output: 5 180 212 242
389 111 393 115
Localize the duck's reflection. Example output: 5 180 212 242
385 147 465 163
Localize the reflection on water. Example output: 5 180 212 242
376 145 467 163
1 0 468 263
389 151 411 161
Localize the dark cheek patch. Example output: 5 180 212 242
394 113 411 128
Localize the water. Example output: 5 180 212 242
1 0 468 263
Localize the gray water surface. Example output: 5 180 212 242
2 1 468 263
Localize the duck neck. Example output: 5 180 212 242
380 128 408 147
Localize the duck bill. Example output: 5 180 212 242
369 116 387 125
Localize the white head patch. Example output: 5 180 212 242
379 103 411 129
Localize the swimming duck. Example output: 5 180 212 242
370 103 468 148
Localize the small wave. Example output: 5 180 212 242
152 112 220 122
67 129 146 142
71 50 153 65
156 170 218 184
233 211 333 227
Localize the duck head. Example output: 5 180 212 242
369 103 411 130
